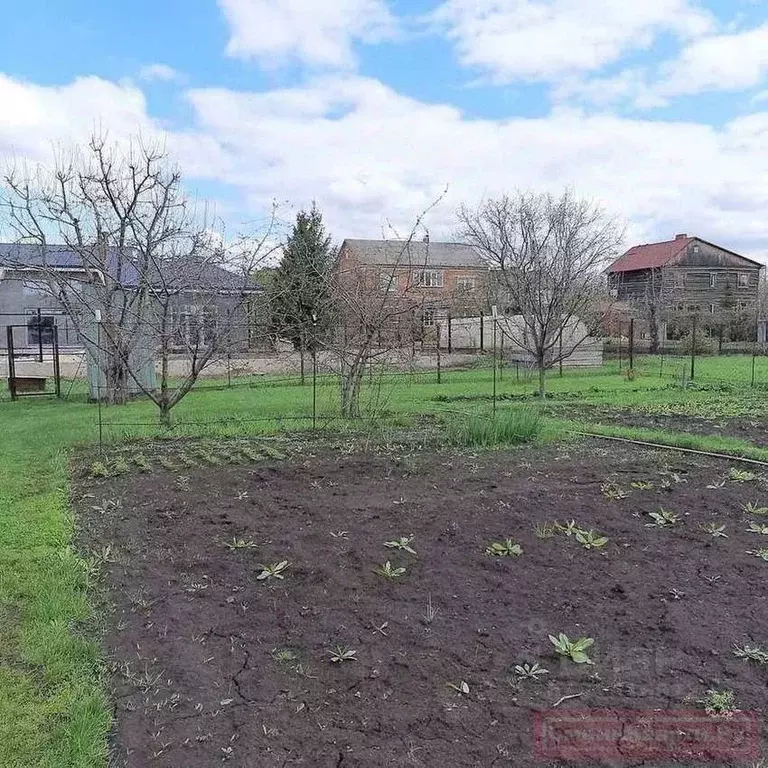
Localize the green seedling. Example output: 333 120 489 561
257 561 290 580
555 520 580 537
601 482 629 500
271 648 298 663
384 535 417 554
700 523 728 539
373 561 406 579
743 501 768 515
549 633 595 664
575 529 609 550
746 548 768 561
226 537 257 550
733 644 768 664
486 538 523 557
730 468 758 483
647 508 678 527
701 689 737 716
89 461 110 478
329 645 357 663
514 662 549 681
631 480 653 490
747 522 768 535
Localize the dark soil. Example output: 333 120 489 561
75 440 768 767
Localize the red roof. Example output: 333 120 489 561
608 236 692 273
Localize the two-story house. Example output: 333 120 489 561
335 237 489 327
606 234 763 341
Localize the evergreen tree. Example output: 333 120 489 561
269 205 334 380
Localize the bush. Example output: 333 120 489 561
446 408 542 447
678 331 717 356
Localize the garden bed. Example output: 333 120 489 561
76 440 768 767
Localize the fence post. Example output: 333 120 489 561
629 318 634 372
690 314 696 382
447 311 452 355
37 307 43 363
436 325 442 384
618 322 623 372
479 312 484 352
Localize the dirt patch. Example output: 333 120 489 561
76 441 768 767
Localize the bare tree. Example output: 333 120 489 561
457 189 622 396
1 133 275 421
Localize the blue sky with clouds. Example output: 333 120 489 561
2 0 768 255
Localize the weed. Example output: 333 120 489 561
700 523 728 539
514 662 549 681
646 508 678 527
534 522 557 539
706 479 727 489
630 480 654 490
271 648 298 664
256 561 290 580
700 689 737 716
384 535 417 555
91 497 122 515
226 537 258 550
446 408 541 447
486 538 523 557
743 501 768 515
746 522 768 535
575 529 609 550
89 461 110 478
601 481 629 500
668 588 685 600
373 561 406 579
131 454 153 472
746 548 768 561
733 644 768 664
328 646 357 663
730 468 758 483
175 475 191 490
549 633 595 664
555 520 580 537
422 594 440 624
330 530 349 539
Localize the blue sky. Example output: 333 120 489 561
1 0 768 255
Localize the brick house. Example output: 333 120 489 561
335 238 490 327
606 234 763 342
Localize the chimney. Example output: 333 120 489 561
675 233 688 240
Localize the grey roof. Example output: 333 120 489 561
342 239 485 269
0 243 261 293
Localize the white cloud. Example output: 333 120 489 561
218 0 396 68
4 72 768 261
138 63 181 82
432 0 712 83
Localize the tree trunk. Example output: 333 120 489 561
158 402 172 427
648 304 660 354
538 359 546 399
300 347 306 385
340 357 364 418
105 357 129 404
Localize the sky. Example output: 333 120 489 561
1 0 768 257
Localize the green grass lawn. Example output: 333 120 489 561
2 355 768 766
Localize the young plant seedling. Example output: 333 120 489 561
646 508 678 527
257 561 290 580
630 480 654 491
733 644 768 664
373 561 406 579
746 548 768 561
747 522 768 535
575 529 609 550
743 501 768 516
549 633 595 664
730 468 758 483
555 520 580 537
486 538 523 557
514 662 549 681
89 461 111 479
700 523 728 539
601 482 629 500
271 648 298 664
421 594 440 625
330 530 349 539
534 522 556 539
328 646 357 663
226 537 258 550
384 535 417 554
700 689 737 716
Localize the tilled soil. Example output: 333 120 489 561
76 441 768 767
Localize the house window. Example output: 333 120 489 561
739 273 750 288
709 273 716 289
26 313 55 346
455 276 476 292
176 304 218 347
422 308 436 327
414 270 444 288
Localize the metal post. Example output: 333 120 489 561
629 318 634 371
97 321 103 453
7 325 16 401
447 311 452 355
227 350 232 388
436 325 442 384
499 329 504 380
618 322 623 372
312 313 318 429
690 314 696 382
752 347 757 388
492 308 498 414
37 308 43 363
479 312 484 352
53 326 61 397
558 330 563 377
